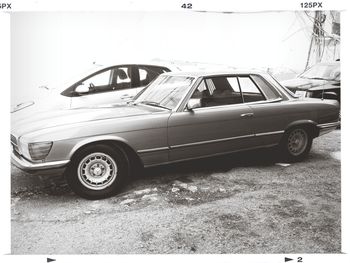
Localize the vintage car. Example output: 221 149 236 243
281 61 340 103
11 71 340 199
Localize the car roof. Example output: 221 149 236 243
95 60 237 72
97 61 176 70
162 70 267 78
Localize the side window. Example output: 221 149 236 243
251 75 280 99
238 77 265 102
112 67 132 90
138 66 166 87
227 77 241 93
190 77 243 108
139 68 148 84
78 69 113 93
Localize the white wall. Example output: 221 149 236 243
11 11 313 104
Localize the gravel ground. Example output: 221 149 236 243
11 130 341 254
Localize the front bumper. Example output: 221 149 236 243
11 151 70 172
317 121 340 136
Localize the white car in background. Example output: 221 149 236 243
11 63 175 115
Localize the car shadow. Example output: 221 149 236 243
134 147 282 181
12 146 323 199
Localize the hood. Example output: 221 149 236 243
11 88 69 113
281 77 339 91
11 103 159 137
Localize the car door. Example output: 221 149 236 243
167 76 256 162
70 65 136 108
238 74 291 147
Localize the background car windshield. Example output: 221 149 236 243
301 64 340 81
135 75 194 109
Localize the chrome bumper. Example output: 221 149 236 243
317 121 340 136
11 152 70 172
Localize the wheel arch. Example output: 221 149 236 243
68 135 144 170
283 120 319 139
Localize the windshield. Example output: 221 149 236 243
134 75 195 110
300 63 340 81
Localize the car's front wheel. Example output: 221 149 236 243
280 127 313 162
65 144 129 199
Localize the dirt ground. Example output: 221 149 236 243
11 130 341 254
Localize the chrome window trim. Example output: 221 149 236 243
181 97 283 113
244 98 283 106
251 74 284 99
265 73 297 99
178 74 285 112
238 75 267 101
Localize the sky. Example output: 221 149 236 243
11 11 315 104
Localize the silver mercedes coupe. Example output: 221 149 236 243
11 71 340 199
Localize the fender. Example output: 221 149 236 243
68 135 135 159
284 119 319 137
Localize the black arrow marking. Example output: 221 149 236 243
47 258 56 263
285 257 293 262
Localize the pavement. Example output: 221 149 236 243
11 130 341 254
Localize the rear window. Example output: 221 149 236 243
238 77 265 103
138 66 169 87
251 75 281 100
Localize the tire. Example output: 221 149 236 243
280 126 313 162
65 144 129 199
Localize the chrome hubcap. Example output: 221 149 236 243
77 152 118 190
287 129 308 156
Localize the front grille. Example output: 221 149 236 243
11 134 20 154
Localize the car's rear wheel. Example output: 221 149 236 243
280 127 313 162
65 144 129 199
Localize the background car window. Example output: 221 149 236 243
191 77 243 108
251 75 280 99
138 66 168 87
114 67 132 90
238 77 265 102
84 69 111 87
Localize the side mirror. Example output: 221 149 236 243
75 83 90 94
187 98 202 111
323 92 338 100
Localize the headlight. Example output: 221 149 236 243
28 142 53 161
17 138 30 160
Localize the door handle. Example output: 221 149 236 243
240 113 254 118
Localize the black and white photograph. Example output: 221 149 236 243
2 0 350 262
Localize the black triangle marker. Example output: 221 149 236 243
47 258 56 263
285 257 293 262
